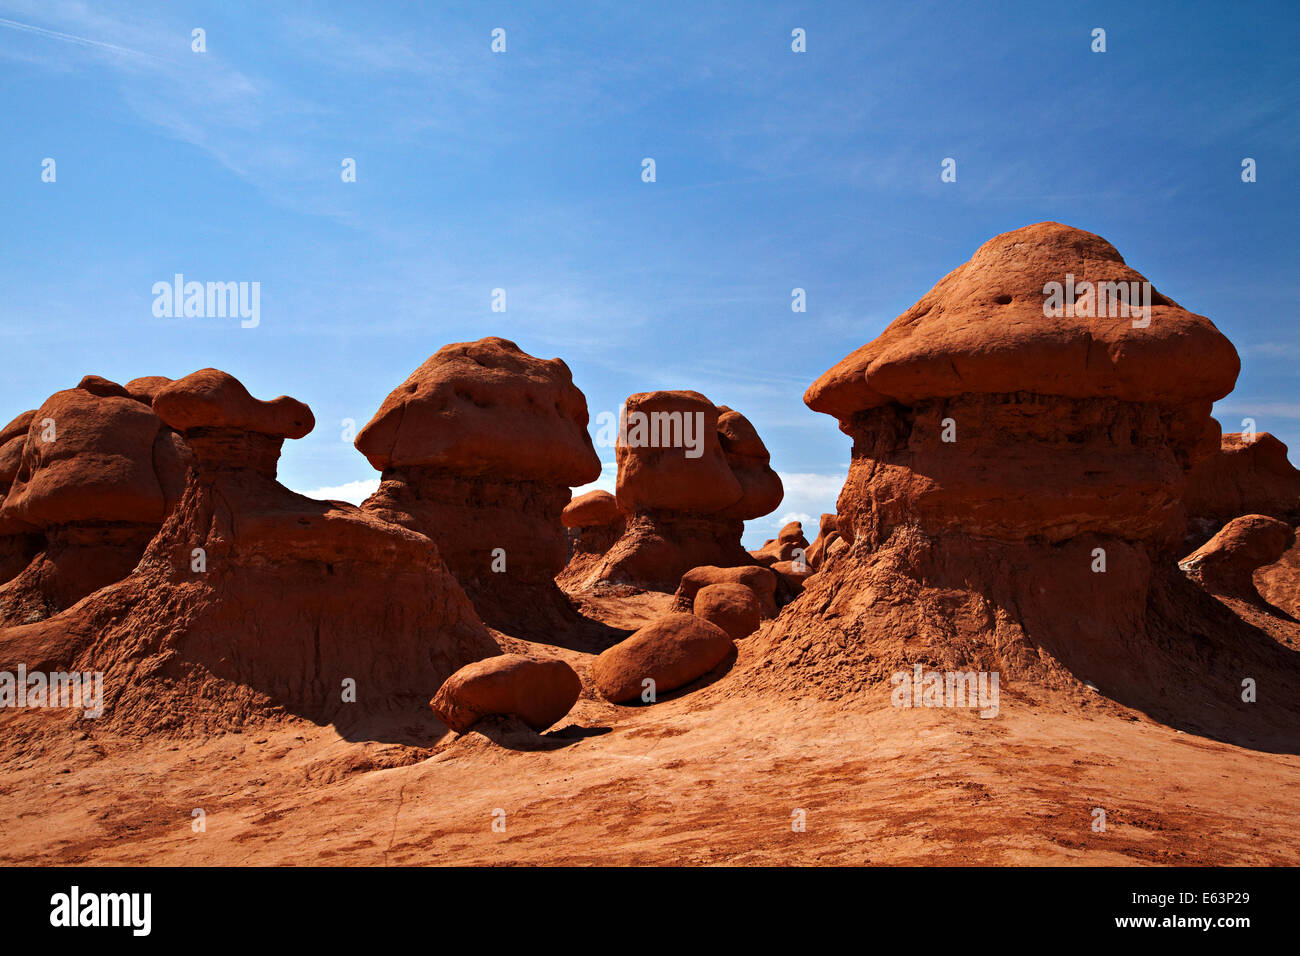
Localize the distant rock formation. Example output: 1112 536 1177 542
567 392 782 591
1184 432 1300 539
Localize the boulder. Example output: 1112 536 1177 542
1179 514 1295 605
429 654 581 733
672 565 778 618
593 613 734 703
693 583 762 641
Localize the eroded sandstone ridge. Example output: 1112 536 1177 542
741 222 1299 745
0 369 497 735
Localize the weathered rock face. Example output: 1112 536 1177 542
1184 432 1300 540
743 224 1299 741
356 338 601 635
0 378 191 624
0 369 498 734
570 393 783 591
429 654 581 733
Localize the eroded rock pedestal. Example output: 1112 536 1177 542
743 223 1300 744
0 369 497 734
570 392 783 592
356 338 602 636
0 376 189 625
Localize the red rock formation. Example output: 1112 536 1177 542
805 513 842 570
672 565 779 618
1184 432 1300 538
751 520 809 568
557 490 627 591
593 613 733 703
693 583 762 641
571 393 783 591
356 338 601 636
430 654 581 733
1180 515 1295 606
0 410 40 585
0 377 190 624
0 369 497 734
742 223 1300 744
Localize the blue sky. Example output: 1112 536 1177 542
1 0 1296 547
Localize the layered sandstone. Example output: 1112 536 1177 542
0 369 497 734
743 223 1300 743
356 338 602 636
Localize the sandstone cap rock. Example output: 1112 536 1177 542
355 337 600 485
0 387 168 527
714 406 783 520
153 369 314 439
562 489 623 528
615 390 740 513
805 222 1240 421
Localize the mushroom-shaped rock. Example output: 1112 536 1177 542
1179 515 1295 605
154 368 314 439
568 392 784 591
593 613 734 703
429 653 582 733
356 337 599 484
751 521 810 568
0 368 499 733
0 377 193 622
356 338 601 637
738 224 1292 736
672 565 778 618
805 221 1239 420
557 489 628 591
693 583 762 641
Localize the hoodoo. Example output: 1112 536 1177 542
742 223 1300 745
0 376 190 625
0 369 497 734
356 338 602 635
568 392 783 591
